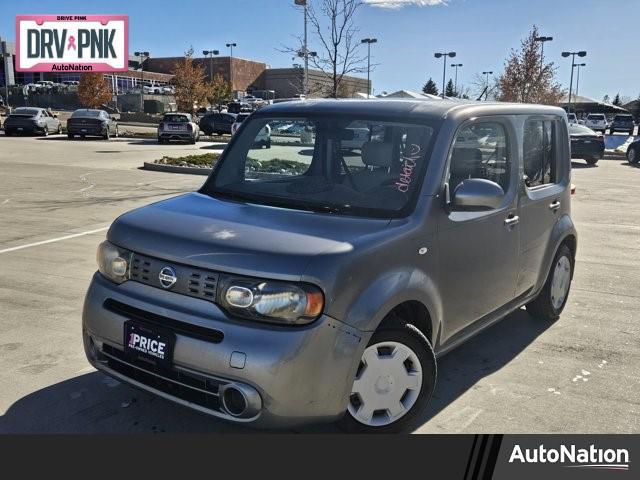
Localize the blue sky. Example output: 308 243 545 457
2 0 638 101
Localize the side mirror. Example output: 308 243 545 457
451 178 505 210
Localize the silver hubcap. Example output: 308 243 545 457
550 255 571 310
348 341 423 427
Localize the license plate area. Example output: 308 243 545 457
124 321 175 368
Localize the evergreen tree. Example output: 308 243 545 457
613 93 622 106
422 77 438 96
445 78 456 97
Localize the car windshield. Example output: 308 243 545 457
164 114 190 123
588 114 604 120
570 125 597 135
72 110 101 118
615 115 632 121
12 108 40 116
203 115 438 218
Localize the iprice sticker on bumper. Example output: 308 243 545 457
16 15 128 72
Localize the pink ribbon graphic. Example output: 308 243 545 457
67 35 77 50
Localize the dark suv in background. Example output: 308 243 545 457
609 114 635 135
200 112 237 136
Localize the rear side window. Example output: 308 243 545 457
448 122 510 192
523 119 557 188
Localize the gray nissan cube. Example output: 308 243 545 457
83 99 577 432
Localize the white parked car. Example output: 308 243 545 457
566 112 578 125
585 113 607 133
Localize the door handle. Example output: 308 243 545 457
549 200 561 210
504 215 520 226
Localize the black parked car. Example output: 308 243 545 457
67 109 119 140
3 107 62 136
569 124 604 165
199 112 237 136
627 138 640 165
609 114 635 136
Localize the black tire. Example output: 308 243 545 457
43 126 49 136
266 139 271 149
115 125 119 138
526 244 574 322
586 157 598 166
57 124 63 134
337 321 437 433
103 128 110 140
67 133 74 139
628 146 639 164
158 138 165 144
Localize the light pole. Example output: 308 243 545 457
534 36 553 76
434 51 456 99
451 63 463 97
562 50 587 113
482 71 493 100
574 63 585 98
294 0 310 96
134 51 149 111
226 43 236 58
202 49 219 81
361 38 377 99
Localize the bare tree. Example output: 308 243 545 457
286 0 368 98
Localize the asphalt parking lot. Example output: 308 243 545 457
0 134 638 433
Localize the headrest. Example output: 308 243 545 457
361 142 394 168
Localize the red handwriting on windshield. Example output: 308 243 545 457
395 144 422 193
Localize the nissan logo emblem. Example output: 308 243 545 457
158 266 177 289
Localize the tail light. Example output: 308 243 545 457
187 124 193 132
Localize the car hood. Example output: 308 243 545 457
108 192 390 280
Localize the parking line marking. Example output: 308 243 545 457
0 227 109 255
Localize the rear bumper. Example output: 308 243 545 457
67 125 105 136
158 132 195 141
82 272 366 428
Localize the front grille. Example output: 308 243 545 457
98 343 223 411
130 253 219 303
103 299 224 343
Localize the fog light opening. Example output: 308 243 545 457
222 386 248 417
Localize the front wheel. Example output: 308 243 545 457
57 124 63 134
526 244 574 321
337 322 436 433
628 146 638 164
103 128 110 140
586 157 599 166
43 126 49 136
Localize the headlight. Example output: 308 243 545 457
97 241 132 284
218 275 324 325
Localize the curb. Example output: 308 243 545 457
142 162 212 175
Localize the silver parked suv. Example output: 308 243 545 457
83 99 577 432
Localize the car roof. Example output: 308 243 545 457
254 98 565 123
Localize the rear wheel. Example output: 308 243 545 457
586 157 598 166
43 126 49 136
338 321 436 433
628 146 638 164
103 128 110 140
67 133 74 139
57 124 62 134
526 244 574 322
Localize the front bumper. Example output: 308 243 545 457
82 272 366 428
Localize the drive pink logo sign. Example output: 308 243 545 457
16 15 128 72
